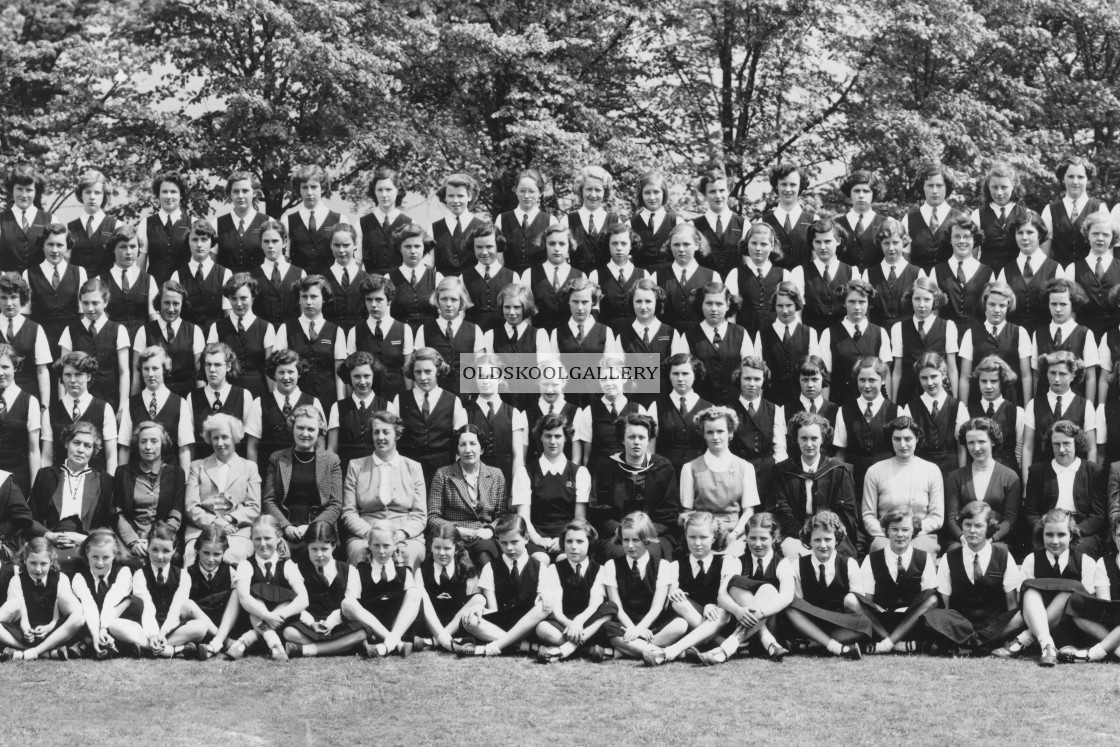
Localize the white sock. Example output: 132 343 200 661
826 639 843 655
1037 634 1054 649
1089 644 1107 661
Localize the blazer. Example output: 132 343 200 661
1025 460 1106 540
944 463 1020 543
427 461 508 533
28 466 114 537
341 452 427 541
111 464 186 546
184 454 261 542
262 448 343 530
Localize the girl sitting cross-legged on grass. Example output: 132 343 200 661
1 537 84 661
1061 515 1120 663
69 529 134 660
412 524 483 654
185 526 243 660
341 519 421 658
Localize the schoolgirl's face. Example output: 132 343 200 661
961 516 988 552
1063 164 1088 199
620 527 648 560
776 173 801 208
160 290 183 322
608 231 631 265
800 372 822 400
1042 520 1072 556
514 177 541 211
252 524 281 560
401 236 426 267
331 231 356 265
412 360 438 393
307 541 334 570
739 366 764 400
148 538 175 569
137 427 163 464
641 184 665 212
774 294 798 325
746 232 774 266
82 183 105 214
671 231 698 265
881 234 905 263
86 543 115 575
886 520 913 555
812 231 837 262
568 288 593 322
0 355 14 390
950 226 974 260
502 297 525 327
581 177 605 211
457 432 480 466
844 291 867 323
632 287 657 323
540 376 563 403
1088 224 1114 256
703 418 729 452
966 429 992 463
977 371 1002 402
623 425 650 462
892 428 917 459
911 288 935 319
702 292 728 326
81 290 107 321
300 285 324 317
798 424 823 462
546 232 570 265
430 537 456 568
473 233 498 266
229 179 253 213
1051 432 1077 467
563 529 590 566
540 426 566 458
849 183 874 213
292 416 320 451
987 176 1014 206
746 525 774 558
141 359 165 390
203 352 230 388
443 185 469 216
300 179 323 209
810 528 836 562
1049 290 1072 324
1015 223 1040 253
364 290 389 320
857 367 882 401
669 363 694 395
261 229 285 262
24 551 51 581
189 231 212 262
1047 363 1072 394
474 364 500 397
373 178 398 211
368 528 396 566
158 181 181 213
985 295 1008 325
371 420 398 456
228 285 253 319
437 290 462 320
61 365 90 398
599 369 622 399
198 541 225 573
498 529 527 561
686 523 715 559
274 362 298 394
115 237 139 268
922 175 946 206
43 233 67 264
0 291 23 318
349 364 374 397
11 182 35 211
703 179 729 212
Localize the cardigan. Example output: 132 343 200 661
1024 460 1107 541
943 462 1020 543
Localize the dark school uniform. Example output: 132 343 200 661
908 394 963 485
139 563 183 627
64 319 126 411
760 208 815 271
26 262 82 352
595 264 643 334
433 215 487 277
251 262 304 326
420 318 478 395
693 213 745 275
652 396 712 475
1069 257 1120 339
933 262 993 337
351 318 407 399
826 321 885 408
2 570 74 641
215 213 268 273
541 557 616 637
787 554 872 636
6 318 44 401
102 268 153 340
1032 324 1092 400
1019 549 1088 598
247 555 297 612
854 549 937 632
212 316 271 400
835 213 887 271
282 319 340 406
68 215 119 276
321 265 369 333
287 557 360 642
190 386 251 459
756 322 813 410
176 261 230 334
1002 255 1060 330
617 322 676 410
527 264 584 333
965 320 1027 407
800 262 855 332
0 208 51 271
498 210 551 275
288 211 341 277
866 263 919 331
418 558 470 626
483 555 541 629
630 212 679 274
566 211 618 276
253 391 318 475
126 390 187 456
360 212 413 275
602 556 665 638
905 206 965 272
655 264 716 335
464 398 517 489
397 389 457 486
143 319 200 399
0 389 35 497
462 264 517 332
1067 554 1120 627
968 400 1021 475
840 399 900 490
1047 198 1104 266
583 399 639 474
388 267 438 330
525 458 580 543
976 204 1029 271
526 401 578 462
332 395 389 472
187 561 239 630
922 544 1016 648
47 396 111 472
143 212 192 286
894 317 952 404
734 264 786 336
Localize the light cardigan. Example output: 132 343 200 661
862 456 944 537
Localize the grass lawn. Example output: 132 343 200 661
2 652 1117 745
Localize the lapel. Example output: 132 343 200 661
278 450 293 496
50 469 64 518
447 465 481 514
80 473 100 526
314 450 332 492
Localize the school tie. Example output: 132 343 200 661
575 563 582 579
928 208 939 233
715 215 723 235
1096 256 1104 280
20 211 28 231
972 552 982 581
547 403 555 415
373 321 383 343
71 399 80 421
696 560 707 585
864 402 873 423
630 559 641 583
380 564 389 583
422 392 430 419
822 265 832 285
521 213 528 235
931 399 939 418
486 399 494 423
887 265 896 284
483 264 490 284
1054 395 1062 420
1070 204 1080 224
855 214 865 235
1052 556 1060 574
410 269 417 288
809 400 818 414
149 393 158 419
990 325 998 340
156 568 165 585
439 566 450 585
5 318 12 343
51 265 59 290
121 269 130 294
588 214 597 237
1054 327 1063 346
553 266 561 290
678 395 688 419
445 320 453 340
987 402 996 417
237 317 245 335
747 401 755 415
1022 256 1033 280
576 323 584 343
647 213 655 234
783 324 791 344
318 566 327 579
508 325 518 344
957 261 966 286
453 217 462 244
271 264 281 286
195 262 205 284
754 558 764 580
917 319 925 341
817 563 826 586
852 325 861 342
358 398 368 419
308 320 317 343
86 215 94 239
211 391 222 413
712 328 721 351
341 267 350 290
282 395 292 418
618 266 625 284
997 206 1006 226
264 562 274 584
238 218 245 236
896 553 904 577
165 214 173 234
307 212 317 234
97 576 107 596
680 267 688 286
509 560 520 588
642 325 650 345
783 214 792 233
609 401 617 418
165 322 174 342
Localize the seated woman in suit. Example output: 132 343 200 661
27 420 114 567
111 421 185 561
340 410 427 567
183 413 261 566
261 404 343 558
427 424 509 566
944 417 1021 549
1023 419 1107 558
